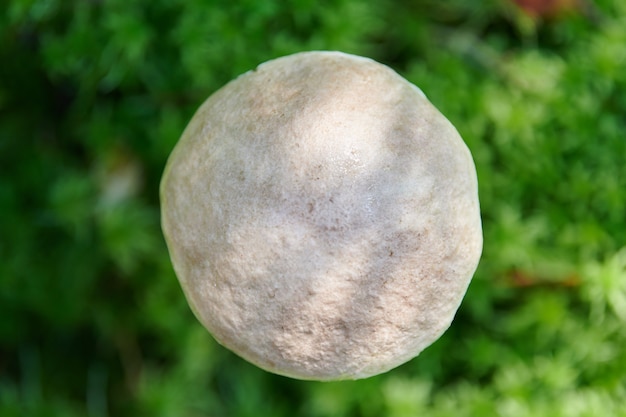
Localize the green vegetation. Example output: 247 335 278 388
1 0 625 415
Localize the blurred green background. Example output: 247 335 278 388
1 0 625 416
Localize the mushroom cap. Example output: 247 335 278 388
160 51 482 380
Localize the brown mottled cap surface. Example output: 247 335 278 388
161 51 482 380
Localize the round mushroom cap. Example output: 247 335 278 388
160 51 482 381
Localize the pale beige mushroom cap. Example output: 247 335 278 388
161 51 482 380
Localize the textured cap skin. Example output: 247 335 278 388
160 51 482 381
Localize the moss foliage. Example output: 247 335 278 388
1 0 625 416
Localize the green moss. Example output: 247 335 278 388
1 0 625 415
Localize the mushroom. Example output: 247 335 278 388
160 51 482 380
